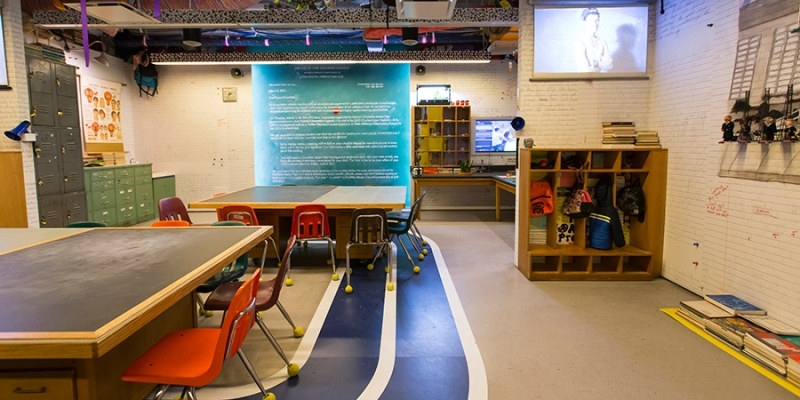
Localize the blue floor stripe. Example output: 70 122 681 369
380 236 469 400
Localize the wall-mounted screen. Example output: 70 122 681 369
533 5 649 80
0 14 9 88
473 118 516 153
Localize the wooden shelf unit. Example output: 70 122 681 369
516 148 667 281
412 105 471 169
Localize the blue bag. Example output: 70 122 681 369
588 213 612 250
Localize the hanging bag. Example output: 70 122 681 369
529 179 554 217
561 168 595 218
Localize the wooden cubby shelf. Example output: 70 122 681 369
516 148 667 281
412 105 471 169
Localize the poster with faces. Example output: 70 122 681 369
80 76 122 144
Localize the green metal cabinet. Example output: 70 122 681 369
153 176 176 205
83 164 154 226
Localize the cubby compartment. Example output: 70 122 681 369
413 105 471 169
562 256 591 273
529 151 560 170
622 255 651 273
592 255 621 273
621 151 651 170
560 150 591 169
531 256 560 272
591 151 620 170
456 107 470 121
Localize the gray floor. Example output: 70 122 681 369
169 209 796 399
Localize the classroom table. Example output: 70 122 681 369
189 186 407 259
412 173 517 221
0 226 272 400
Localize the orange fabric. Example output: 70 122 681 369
151 220 190 227
122 268 261 387
217 205 259 226
290 204 331 239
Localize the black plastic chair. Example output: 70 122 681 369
388 198 422 275
387 191 428 259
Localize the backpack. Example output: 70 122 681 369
133 50 158 97
561 168 594 219
588 213 612 249
617 178 646 222
529 180 554 217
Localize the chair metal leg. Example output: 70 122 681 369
406 232 422 256
275 300 297 329
345 244 353 292
327 237 336 275
153 385 169 400
268 236 281 265
186 387 198 400
237 349 272 397
179 387 189 400
255 314 293 366
395 235 415 266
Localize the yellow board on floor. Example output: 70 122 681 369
661 308 800 397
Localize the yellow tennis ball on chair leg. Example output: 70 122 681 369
285 277 293 286
287 363 300 377
418 253 424 260
332 273 339 281
422 249 428 255
367 263 374 271
413 265 420 274
263 393 276 400
387 282 394 291
345 285 353 294
293 326 305 338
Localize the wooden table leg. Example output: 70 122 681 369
495 184 501 221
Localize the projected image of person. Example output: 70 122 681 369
611 24 638 72
575 8 613 72
492 126 514 151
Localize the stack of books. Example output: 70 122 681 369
635 131 661 148
742 331 800 375
602 122 636 147
788 355 800 386
24 43 66 63
677 299 733 328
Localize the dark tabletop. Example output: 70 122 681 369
192 186 336 206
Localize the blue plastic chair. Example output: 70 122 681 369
388 198 423 275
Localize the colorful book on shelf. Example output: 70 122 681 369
741 315 800 336
703 294 767 316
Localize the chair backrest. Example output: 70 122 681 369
217 205 259 226
158 197 193 223
349 208 389 244
151 220 191 227
66 221 107 228
290 204 331 239
211 220 247 227
412 191 427 219
220 268 261 364
258 235 296 310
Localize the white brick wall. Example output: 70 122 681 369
1 0 38 227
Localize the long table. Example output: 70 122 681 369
412 174 517 221
189 186 407 259
0 226 272 400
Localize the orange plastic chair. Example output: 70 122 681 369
290 204 336 282
217 205 281 266
121 268 275 400
158 197 193 224
151 220 191 227
205 235 303 378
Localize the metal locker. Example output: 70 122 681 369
38 196 64 228
54 64 77 98
27 58 53 94
63 192 88 225
30 92 55 127
62 161 85 193
60 129 82 163
33 129 59 165
56 95 80 128
35 162 62 197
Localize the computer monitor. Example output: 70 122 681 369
473 118 517 154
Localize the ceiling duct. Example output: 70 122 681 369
182 28 202 47
402 27 418 46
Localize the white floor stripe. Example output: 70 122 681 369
357 243 397 400
426 236 489 400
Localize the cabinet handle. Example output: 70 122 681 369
63 176 69 182
57 110 64 116
37 179 43 186
56 78 61 86
35 147 41 153
28 71 34 79
61 146 65 154
14 386 47 394
40 217 46 225
30 108 37 118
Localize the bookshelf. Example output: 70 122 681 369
515 148 668 281
412 105 471 169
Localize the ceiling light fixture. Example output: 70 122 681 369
421 34 428 45
225 29 230 46
182 28 202 47
431 32 436 44
264 38 270 46
383 35 388 45
306 29 311 46
401 28 418 46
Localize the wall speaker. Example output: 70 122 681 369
415 65 426 76
230 68 244 78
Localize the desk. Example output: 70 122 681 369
412 174 517 221
0 226 272 400
189 186 406 258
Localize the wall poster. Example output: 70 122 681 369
253 64 410 192
80 76 124 152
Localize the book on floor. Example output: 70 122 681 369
704 317 767 348
676 309 706 329
743 347 787 375
743 331 800 377
680 300 733 319
741 315 800 336
703 294 767 316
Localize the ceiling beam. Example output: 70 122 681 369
33 8 518 30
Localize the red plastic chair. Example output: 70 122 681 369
290 204 336 282
122 268 275 400
151 220 190 227
217 205 281 266
158 197 193 224
204 235 303 378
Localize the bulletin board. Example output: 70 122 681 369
80 76 124 152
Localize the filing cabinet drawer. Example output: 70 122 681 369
0 370 75 400
115 187 136 206
92 208 117 226
90 189 116 211
87 169 114 182
134 164 152 176
135 175 152 185
113 167 133 179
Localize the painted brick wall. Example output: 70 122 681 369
1 0 38 227
130 62 517 205
649 0 800 327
